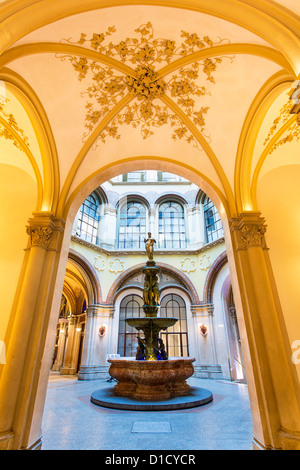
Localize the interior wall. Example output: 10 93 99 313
256 164 300 382
0 164 37 347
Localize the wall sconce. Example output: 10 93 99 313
98 325 106 337
200 324 208 337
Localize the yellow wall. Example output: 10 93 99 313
0 164 37 343
257 164 300 380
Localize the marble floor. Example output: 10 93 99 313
41 373 253 451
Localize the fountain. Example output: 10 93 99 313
91 233 213 409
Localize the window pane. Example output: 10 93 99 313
118 202 146 249
118 295 144 357
158 202 186 249
77 193 100 245
159 294 189 357
204 197 224 243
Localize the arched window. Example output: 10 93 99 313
119 201 146 249
203 197 224 243
118 294 144 357
158 201 186 249
160 293 189 357
77 193 100 244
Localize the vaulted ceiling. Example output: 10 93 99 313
0 0 299 220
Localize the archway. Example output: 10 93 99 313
0 0 300 451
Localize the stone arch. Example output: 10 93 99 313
68 249 102 304
203 250 228 304
106 261 200 305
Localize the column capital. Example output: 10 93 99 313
26 212 65 249
229 212 267 250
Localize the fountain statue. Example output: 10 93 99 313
90 233 213 408
125 232 178 361
104 233 196 401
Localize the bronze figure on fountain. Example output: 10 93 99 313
125 232 177 360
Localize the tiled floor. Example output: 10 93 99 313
41 373 253 450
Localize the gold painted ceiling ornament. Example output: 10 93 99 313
264 84 300 154
58 22 233 148
0 98 30 152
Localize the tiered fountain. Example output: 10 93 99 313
91 233 213 409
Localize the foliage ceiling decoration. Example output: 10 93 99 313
57 22 234 150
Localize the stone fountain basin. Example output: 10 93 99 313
126 317 178 329
107 357 195 401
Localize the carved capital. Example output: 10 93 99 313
230 212 267 250
26 212 65 250
26 225 53 248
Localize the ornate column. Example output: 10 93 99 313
0 212 65 450
229 211 300 450
52 321 67 371
186 206 205 249
149 207 156 239
227 305 244 382
78 305 98 380
190 304 221 379
99 205 117 250
78 304 113 380
60 316 77 375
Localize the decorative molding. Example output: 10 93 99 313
94 254 106 271
108 258 124 274
71 234 224 255
180 257 196 273
264 81 300 153
199 254 211 270
240 224 267 249
230 212 267 250
26 212 65 250
26 225 53 248
0 98 30 152
57 22 234 149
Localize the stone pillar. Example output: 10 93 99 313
78 305 113 380
78 306 98 380
227 305 245 382
190 304 222 379
186 206 205 249
0 212 65 450
149 207 156 239
52 321 67 371
229 211 300 450
99 205 117 250
60 316 77 375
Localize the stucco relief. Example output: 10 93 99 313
180 257 196 274
57 21 234 149
94 254 106 271
199 254 211 270
109 258 125 274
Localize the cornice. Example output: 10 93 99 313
70 234 225 255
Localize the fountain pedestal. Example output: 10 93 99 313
108 357 195 400
91 233 213 408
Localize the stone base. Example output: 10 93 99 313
91 384 213 411
60 366 75 375
107 357 195 401
193 364 223 379
78 365 109 380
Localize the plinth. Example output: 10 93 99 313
107 357 195 400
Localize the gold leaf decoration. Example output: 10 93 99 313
0 99 30 151
264 92 300 154
58 22 233 148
